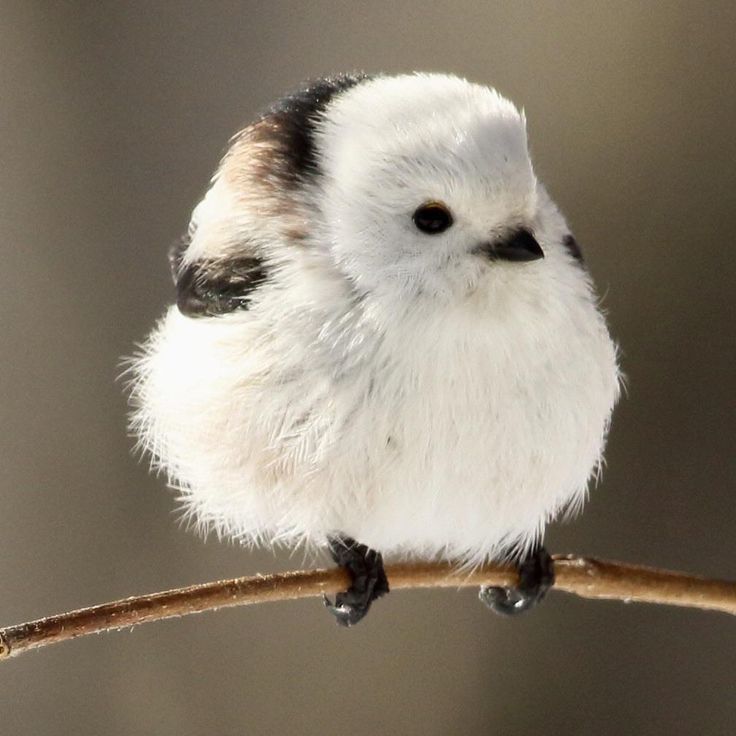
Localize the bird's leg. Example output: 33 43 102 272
479 546 555 616
323 536 389 626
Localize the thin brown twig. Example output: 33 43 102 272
1 555 735 660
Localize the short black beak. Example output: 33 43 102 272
478 228 545 262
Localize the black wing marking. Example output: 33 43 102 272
174 255 268 317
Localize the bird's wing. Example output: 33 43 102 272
166 76 372 319
169 235 267 318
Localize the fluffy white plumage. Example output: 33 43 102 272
130 73 620 568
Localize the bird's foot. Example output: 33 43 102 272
323 536 389 626
479 546 555 616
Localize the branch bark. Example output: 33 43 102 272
2 555 735 660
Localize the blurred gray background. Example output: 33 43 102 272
2 1 735 734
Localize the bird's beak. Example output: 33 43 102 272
475 229 544 262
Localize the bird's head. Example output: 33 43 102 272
175 73 584 318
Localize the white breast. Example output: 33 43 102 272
131 257 619 567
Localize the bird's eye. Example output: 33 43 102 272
412 202 453 234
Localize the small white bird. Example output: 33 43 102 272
130 72 620 625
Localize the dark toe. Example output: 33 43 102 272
323 591 371 627
480 547 555 617
324 537 389 626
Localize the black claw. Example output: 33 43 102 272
480 547 555 616
324 536 389 626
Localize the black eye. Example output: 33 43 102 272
412 202 453 234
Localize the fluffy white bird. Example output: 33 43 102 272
130 72 620 625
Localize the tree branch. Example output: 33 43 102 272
1 555 734 660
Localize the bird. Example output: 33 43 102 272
129 72 621 626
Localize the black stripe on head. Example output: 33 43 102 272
175 256 267 317
257 73 371 184
562 234 584 263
